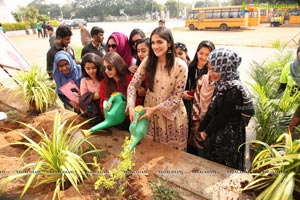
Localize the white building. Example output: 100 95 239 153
0 0 15 22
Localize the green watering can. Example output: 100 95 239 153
82 92 127 136
129 105 149 150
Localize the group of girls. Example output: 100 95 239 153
53 25 254 171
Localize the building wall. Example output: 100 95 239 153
0 0 15 23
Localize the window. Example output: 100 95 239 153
212 9 221 18
205 10 213 19
230 8 241 18
221 9 230 18
188 10 200 19
260 9 266 16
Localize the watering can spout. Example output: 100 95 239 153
129 105 149 150
129 136 142 150
81 129 92 137
90 120 112 132
81 92 127 136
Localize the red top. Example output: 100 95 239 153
99 74 144 116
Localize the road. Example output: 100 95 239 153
3 19 299 83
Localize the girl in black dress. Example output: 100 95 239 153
199 48 254 171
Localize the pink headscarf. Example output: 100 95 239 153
107 32 133 68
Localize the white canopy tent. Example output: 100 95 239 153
0 31 31 86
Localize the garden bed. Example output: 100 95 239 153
0 101 255 199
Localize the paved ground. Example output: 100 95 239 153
5 22 300 71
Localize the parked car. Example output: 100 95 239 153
63 19 87 29
63 19 74 28
72 19 87 27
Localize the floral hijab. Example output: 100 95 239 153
208 48 251 104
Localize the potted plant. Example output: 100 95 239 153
4 65 57 115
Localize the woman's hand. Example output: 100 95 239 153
137 87 146 97
128 107 136 122
200 131 207 140
139 106 157 120
192 121 200 135
106 102 112 111
129 65 138 74
183 90 194 100
70 101 80 111
93 91 99 100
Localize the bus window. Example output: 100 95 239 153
222 9 230 18
188 10 199 19
185 5 259 31
230 8 241 18
205 10 213 19
213 10 221 18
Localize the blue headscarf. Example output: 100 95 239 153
53 51 82 94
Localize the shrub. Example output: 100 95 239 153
247 40 297 148
2 65 57 113
2 22 27 31
2 20 60 31
242 133 300 199
0 113 102 200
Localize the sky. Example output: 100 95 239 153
5 0 69 10
5 0 195 10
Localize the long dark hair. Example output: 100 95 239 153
186 40 215 90
81 53 105 81
189 40 215 70
129 28 146 55
136 37 150 66
174 42 191 63
103 52 129 97
145 26 175 92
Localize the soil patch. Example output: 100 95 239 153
0 101 157 200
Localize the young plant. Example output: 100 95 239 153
0 113 102 200
242 133 300 199
93 137 135 199
150 178 181 200
3 65 56 113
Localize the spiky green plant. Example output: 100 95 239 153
246 43 297 147
0 113 102 200
4 65 57 112
242 133 300 200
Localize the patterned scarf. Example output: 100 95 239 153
208 48 251 104
290 46 300 84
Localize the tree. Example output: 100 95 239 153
12 6 39 22
194 1 205 8
165 0 178 18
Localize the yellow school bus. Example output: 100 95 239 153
274 7 300 24
260 8 269 23
185 5 260 31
